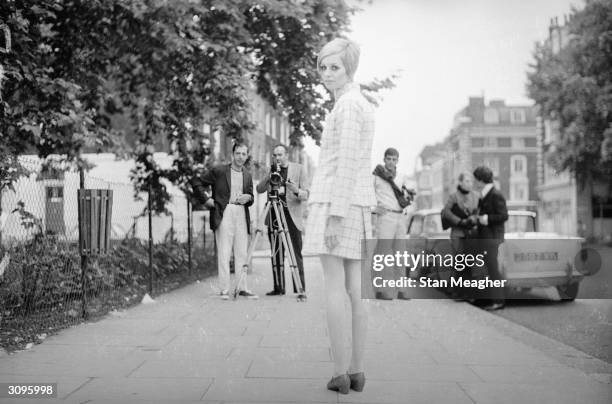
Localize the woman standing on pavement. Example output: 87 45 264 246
303 38 376 394
441 172 480 300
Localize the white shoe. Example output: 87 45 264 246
220 290 229 300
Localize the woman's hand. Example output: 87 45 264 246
325 215 343 251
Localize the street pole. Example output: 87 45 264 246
187 199 192 274
202 214 206 254
148 183 153 296
79 168 88 319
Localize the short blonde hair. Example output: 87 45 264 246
317 38 360 79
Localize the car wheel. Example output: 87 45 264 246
557 283 579 301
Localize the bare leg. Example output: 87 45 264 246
345 258 367 374
320 254 346 376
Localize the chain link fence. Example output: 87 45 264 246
0 155 217 352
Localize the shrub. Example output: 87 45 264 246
0 234 215 352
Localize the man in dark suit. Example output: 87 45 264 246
192 141 258 300
473 166 508 310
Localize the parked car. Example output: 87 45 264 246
405 209 586 301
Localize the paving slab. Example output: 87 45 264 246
129 358 252 379
228 346 331 362
0 356 144 378
336 381 473 404
66 377 213 401
201 378 336 402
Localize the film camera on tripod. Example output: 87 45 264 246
269 164 284 195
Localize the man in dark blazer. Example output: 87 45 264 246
192 141 258 300
473 166 508 310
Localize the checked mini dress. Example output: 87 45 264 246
303 82 377 260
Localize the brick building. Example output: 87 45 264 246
415 96 539 212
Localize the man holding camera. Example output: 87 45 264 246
256 144 310 297
372 148 415 300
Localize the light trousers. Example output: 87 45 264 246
215 204 249 292
375 210 408 239
374 211 409 298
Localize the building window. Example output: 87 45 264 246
543 119 561 145
285 123 289 144
484 108 499 124
260 102 266 123
543 120 552 143
497 137 511 148
282 121 288 145
511 155 527 177
510 109 526 124
592 197 612 218
213 128 221 159
511 183 528 201
483 156 499 177
271 116 277 139
265 112 271 136
524 137 537 147
471 137 485 148
419 172 431 188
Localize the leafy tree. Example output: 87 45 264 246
1 0 394 216
1 0 120 246
118 0 360 211
527 0 612 183
0 0 130 168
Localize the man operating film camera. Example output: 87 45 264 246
256 144 310 297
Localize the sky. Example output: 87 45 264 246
304 0 581 176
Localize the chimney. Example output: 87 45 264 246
467 96 485 124
468 96 485 109
489 99 506 108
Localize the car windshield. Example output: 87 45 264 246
506 214 536 232
423 214 444 233
408 215 423 235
